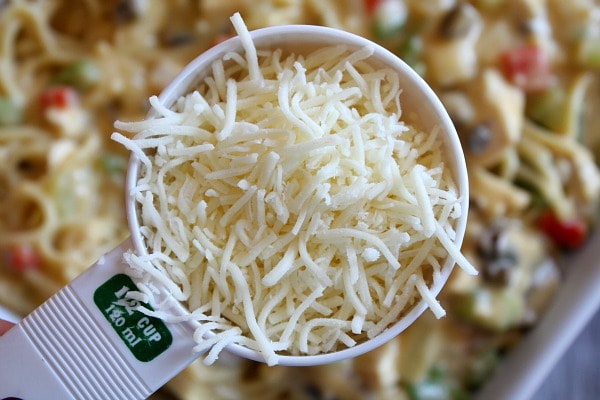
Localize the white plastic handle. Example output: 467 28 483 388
0 239 200 400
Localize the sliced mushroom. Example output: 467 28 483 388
465 123 494 155
425 6 482 86
114 0 143 24
160 30 195 47
477 221 519 286
439 2 481 39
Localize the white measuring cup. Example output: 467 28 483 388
0 24 469 400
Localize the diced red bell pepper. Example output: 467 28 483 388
500 45 554 92
39 86 78 110
364 0 381 14
538 210 588 250
5 244 42 273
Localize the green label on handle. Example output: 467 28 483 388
94 274 172 362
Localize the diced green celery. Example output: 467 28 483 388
405 366 470 400
466 347 499 390
397 36 426 76
578 36 600 69
514 178 547 211
53 60 102 90
528 74 591 138
451 388 470 400
455 287 525 331
374 21 402 41
100 152 127 175
526 86 566 131
428 365 446 383
0 97 22 126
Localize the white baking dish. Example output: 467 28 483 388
476 226 600 400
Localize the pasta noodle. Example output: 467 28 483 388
1 0 600 398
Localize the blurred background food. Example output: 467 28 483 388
1 0 599 399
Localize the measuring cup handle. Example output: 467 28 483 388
0 238 200 400
0 321 76 398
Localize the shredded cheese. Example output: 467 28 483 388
112 13 476 366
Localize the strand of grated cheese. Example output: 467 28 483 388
112 13 477 366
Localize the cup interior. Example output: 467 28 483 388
125 24 469 366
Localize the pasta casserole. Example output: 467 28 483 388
1 0 599 399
